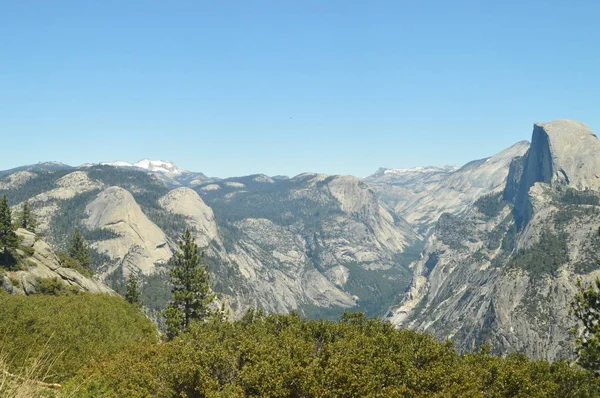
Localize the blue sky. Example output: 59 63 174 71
1 1 599 178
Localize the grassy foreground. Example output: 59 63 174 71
0 291 158 386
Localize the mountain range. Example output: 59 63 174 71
1 119 598 361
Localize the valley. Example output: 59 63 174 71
2 120 600 362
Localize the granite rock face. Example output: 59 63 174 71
387 120 600 361
158 187 220 248
508 120 600 226
84 186 172 276
23 171 104 233
534 120 600 190
0 171 37 190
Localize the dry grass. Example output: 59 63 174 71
0 343 62 398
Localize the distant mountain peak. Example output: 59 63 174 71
133 159 184 175
98 159 185 176
382 165 458 175
37 161 70 167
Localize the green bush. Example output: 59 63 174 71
56 251 92 278
0 291 158 383
34 277 79 295
67 312 598 397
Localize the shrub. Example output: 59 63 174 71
0 291 158 383
68 312 599 397
56 251 92 278
34 277 73 295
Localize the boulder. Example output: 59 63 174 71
16 228 35 247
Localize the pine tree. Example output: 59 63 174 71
571 229 600 374
125 274 142 308
19 200 37 232
572 277 600 373
0 195 18 254
163 228 215 339
68 228 92 274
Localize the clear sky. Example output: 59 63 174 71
1 1 599 178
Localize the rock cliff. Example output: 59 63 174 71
388 120 600 361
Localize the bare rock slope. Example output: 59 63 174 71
388 120 600 361
158 187 219 247
366 141 529 233
84 186 172 276
26 171 104 233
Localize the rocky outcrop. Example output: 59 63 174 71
278 174 420 271
2 229 115 296
84 186 172 276
508 120 600 226
319 175 420 267
533 120 600 190
42 171 103 200
158 187 219 248
388 120 600 361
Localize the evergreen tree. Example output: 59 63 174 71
163 229 215 339
571 228 600 374
0 195 18 254
68 228 92 274
19 200 37 232
572 277 600 373
18 200 37 232
125 274 142 308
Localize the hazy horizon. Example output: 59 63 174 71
0 136 533 179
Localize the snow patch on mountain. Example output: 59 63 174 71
133 159 184 175
100 161 134 167
98 159 185 176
